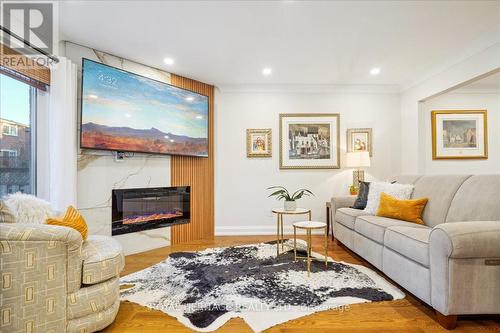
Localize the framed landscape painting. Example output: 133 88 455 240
247 129 272 157
279 113 340 169
431 110 488 160
347 128 373 156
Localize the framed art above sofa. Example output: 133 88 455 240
347 128 373 157
279 113 340 169
431 110 488 160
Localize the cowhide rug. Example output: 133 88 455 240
120 240 404 332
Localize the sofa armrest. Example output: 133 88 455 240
430 221 500 259
331 196 356 212
1 222 83 250
429 221 500 315
1 223 84 292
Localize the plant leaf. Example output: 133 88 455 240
291 189 314 200
268 189 285 198
267 186 289 197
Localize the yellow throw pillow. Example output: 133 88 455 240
376 192 428 225
46 206 88 240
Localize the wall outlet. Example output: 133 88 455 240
114 151 126 162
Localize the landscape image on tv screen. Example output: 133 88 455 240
80 58 209 156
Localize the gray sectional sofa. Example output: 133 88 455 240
332 175 500 329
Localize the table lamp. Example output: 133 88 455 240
346 151 371 187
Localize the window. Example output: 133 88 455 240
2 124 18 136
0 74 37 197
0 149 18 157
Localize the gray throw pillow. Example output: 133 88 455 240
352 181 370 210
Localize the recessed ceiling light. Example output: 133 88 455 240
88 94 98 99
262 67 272 76
185 96 194 102
196 115 203 119
370 67 381 75
170 139 175 143
163 57 174 65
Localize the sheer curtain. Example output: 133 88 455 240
48 57 77 212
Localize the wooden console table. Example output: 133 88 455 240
326 201 334 241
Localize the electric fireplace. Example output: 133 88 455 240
111 186 190 236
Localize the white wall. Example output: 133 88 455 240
215 89 401 235
400 42 500 173
419 91 500 174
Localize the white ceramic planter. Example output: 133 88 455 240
284 200 297 211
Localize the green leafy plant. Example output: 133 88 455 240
267 186 314 202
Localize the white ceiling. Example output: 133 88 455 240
59 1 500 89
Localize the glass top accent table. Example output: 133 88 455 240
293 221 328 277
271 208 311 256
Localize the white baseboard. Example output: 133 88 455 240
215 225 325 236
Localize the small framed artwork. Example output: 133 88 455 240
279 113 340 169
347 128 373 156
431 110 488 160
246 129 272 157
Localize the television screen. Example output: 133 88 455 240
80 58 209 157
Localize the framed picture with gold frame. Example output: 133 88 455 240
431 110 488 160
246 129 272 157
347 128 373 157
279 113 340 169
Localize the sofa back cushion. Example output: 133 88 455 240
412 175 471 227
446 175 500 223
388 175 422 185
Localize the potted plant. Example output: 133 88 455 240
267 186 314 211
349 185 359 195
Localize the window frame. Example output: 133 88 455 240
0 149 18 157
2 123 18 136
30 87 37 195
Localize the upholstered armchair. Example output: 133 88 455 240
0 223 124 333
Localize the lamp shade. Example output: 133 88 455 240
346 151 371 168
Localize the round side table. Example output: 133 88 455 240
272 208 311 256
292 221 328 277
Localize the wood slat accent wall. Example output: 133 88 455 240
170 74 215 244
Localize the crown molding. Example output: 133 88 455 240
216 84 401 94
447 87 500 94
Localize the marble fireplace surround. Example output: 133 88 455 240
66 41 175 255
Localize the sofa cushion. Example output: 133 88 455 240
412 175 471 227
376 193 428 225
384 226 431 267
67 277 119 319
352 181 370 209
335 207 367 229
446 175 500 223
388 175 422 185
82 235 124 285
354 215 427 244
46 206 88 240
0 200 16 223
363 182 414 215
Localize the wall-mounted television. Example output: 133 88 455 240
80 58 209 157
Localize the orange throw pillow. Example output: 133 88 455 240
47 206 88 240
376 192 428 225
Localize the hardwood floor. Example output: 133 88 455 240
103 236 500 333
